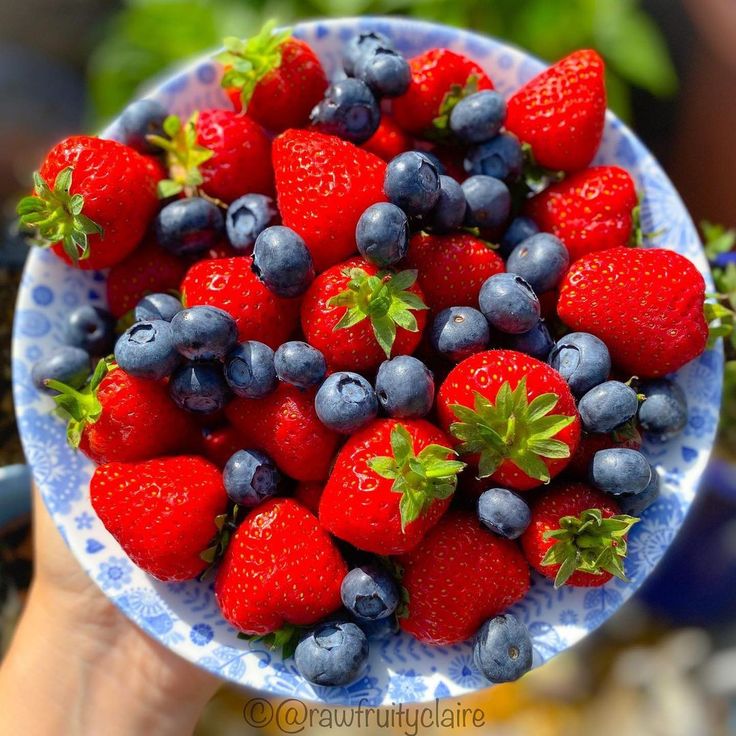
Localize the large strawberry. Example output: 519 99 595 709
437 350 581 491
526 166 638 262
398 510 529 645
301 257 428 372
361 115 411 161
48 361 198 465
273 129 387 272
17 136 158 270
150 109 272 203
199 424 244 468
506 50 606 173
405 232 505 312
557 247 708 377
521 483 638 588
319 420 464 555
225 383 340 482
392 48 494 137
181 257 300 348
215 498 347 635
219 24 327 132
293 481 323 516
91 456 228 581
106 236 186 318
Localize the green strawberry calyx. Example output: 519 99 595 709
215 21 292 112
147 112 214 199
327 267 428 358
541 508 639 588
16 167 104 264
237 623 300 660
704 295 735 349
430 74 479 138
46 358 110 448
449 378 576 482
368 424 465 531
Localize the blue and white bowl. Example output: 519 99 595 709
11 16 723 705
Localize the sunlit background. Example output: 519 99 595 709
1 1 735 734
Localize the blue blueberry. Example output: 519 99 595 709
713 251 736 268
431 307 490 361
274 341 326 390
359 616 400 641
223 449 280 507
375 355 435 418
340 564 400 621
638 379 688 440
426 175 467 234
506 233 570 294
477 488 531 540
500 216 540 259
548 332 611 397
134 293 182 323
415 150 445 175
171 306 238 361
384 151 441 216
295 620 369 687
315 372 378 434
358 47 411 98
618 469 660 516
450 91 506 144
355 203 409 267
310 78 380 144
31 346 90 392
464 133 524 182
114 320 180 381
590 448 652 496
578 381 639 433
169 361 230 414
62 305 115 355
155 197 224 256
225 193 277 253
343 31 394 76
252 226 314 298
479 273 540 334
224 341 277 399
473 614 533 683
117 99 167 154
462 175 511 229
506 320 554 360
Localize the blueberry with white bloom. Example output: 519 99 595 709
590 448 652 496
295 620 369 687
63 305 116 355
171 306 238 361
315 372 378 434
462 175 511 229
384 151 441 216
252 226 314 298
431 306 490 361
450 91 506 144
427 175 467 233
464 133 524 182
225 193 277 253
355 203 409 267
375 355 435 418
169 361 230 414
357 47 411 98
134 292 182 323
474 614 533 683
310 78 381 144
274 341 326 390
114 321 180 381
506 320 554 360
500 216 540 259
343 31 394 76
506 233 570 294
341 565 400 621
117 99 167 154
155 197 224 256
223 449 280 507
479 273 540 334
578 380 639 433
32 346 90 392
477 488 531 540
224 341 277 398
638 379 688 440
618 469 660 516
548 332 611 397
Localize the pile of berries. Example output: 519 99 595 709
19 24 710 688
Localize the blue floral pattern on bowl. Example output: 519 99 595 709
11 17 723 705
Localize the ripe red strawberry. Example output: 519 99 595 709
17 136 158 270
200 424 243 468
566 430 642 479
151 109 273 203
301 257 428 372
361 116 412 161
181 257 300 348
521 483 638 587
106 236 186 318
557 247 708 377
91 456 228 581
293 481 323 516
273 129 387 272
48 361 198 465
506 50 606 173
392 48 494 136
225 383 340 482
398 510 529 645
220 26 327 132
215 497 347 635
526 166 638 262
405 232 505 313
437 350 581 491
319 420 463 555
